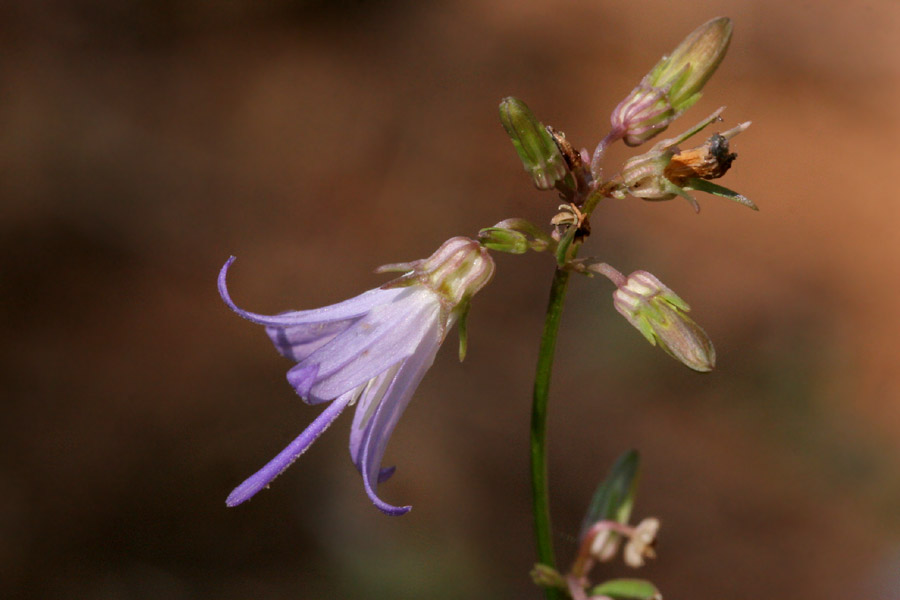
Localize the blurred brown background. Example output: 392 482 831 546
2 0 899 598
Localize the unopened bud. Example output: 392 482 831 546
478 218 554 253
613 271 715 372
477 227 529 254
609 17 732 146
653 17 732 110
530 564 566 589
499 97 568 190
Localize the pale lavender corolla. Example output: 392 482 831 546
219 237 495 515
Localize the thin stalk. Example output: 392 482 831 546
530 266 572 600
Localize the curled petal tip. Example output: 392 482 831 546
380 502 412 517
218 256 253 321
364 471 413 516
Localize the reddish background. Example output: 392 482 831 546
2 1 899 598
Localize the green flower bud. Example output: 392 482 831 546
478 218 554 254
609 17 733 146
651 17 732 111
477 227 529 254
612 271 715 372
499 97 567 190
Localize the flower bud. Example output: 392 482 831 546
654 17 732 110
499 97 567 190
612 271 715 372
477 227 529 254
479 218 553 253
609 17 732 146
530 564 566 589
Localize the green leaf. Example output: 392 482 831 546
456 303 470 362
579 450 641 538
685 178 758 210
590 578 661 600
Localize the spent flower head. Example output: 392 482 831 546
623 518 661 568
619 109 755 212
219 237 494 515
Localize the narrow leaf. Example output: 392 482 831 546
579 450 641 538
591 578 661 600
457 303 470 362
686 178 758 210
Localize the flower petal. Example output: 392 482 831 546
349 363 402 467
303 287 442 402
285 364 319 399
219 256 404 328
355 320 445 515
226 393 353 507
267 319 359 362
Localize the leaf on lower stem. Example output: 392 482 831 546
579 450 641 539
590 578 661 600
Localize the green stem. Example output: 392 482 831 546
531 266 572 600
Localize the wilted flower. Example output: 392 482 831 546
589 527 622 563
608 17 733 146
612 270 716 372
619 109 756 212
623 518 660 568
219 237 495 515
